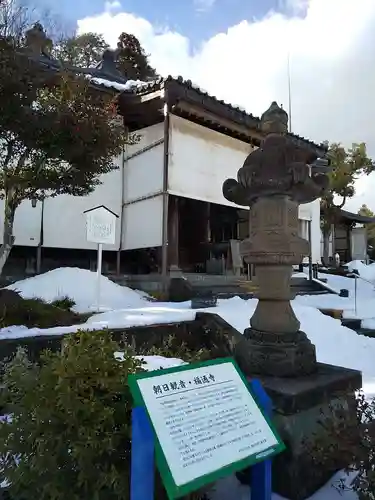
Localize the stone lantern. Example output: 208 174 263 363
223 102 329 377
222 103 363 500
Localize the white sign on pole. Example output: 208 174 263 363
85 205 117 245
129 358 284 497
83 206 119 311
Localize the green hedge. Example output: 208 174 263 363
0 330 209 500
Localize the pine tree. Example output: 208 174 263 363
53 32 110 68
116 32 157 81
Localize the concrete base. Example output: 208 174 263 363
238 363 362 500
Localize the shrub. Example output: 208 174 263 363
0 331 141 499
50 296 76 311
0 290 82 328
139 334 211 363
309 391 375 499
0 330 208 500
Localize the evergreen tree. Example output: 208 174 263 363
320 142 374 264
116 32 157 81
53 32 109 68
0 26 134 274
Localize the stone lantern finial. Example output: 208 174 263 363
260 101 288 134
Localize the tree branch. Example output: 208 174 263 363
337 196 347 209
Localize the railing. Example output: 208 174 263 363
347 272 375 317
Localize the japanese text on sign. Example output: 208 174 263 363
152 373 215 395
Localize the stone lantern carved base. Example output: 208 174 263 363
235 328 317 377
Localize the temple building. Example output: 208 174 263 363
2 25 328 282
320 209 375 263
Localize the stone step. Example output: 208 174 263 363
192 280 330 297
340 317 375 338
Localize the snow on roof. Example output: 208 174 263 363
88 76 148 92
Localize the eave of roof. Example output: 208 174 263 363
339 209 375 224
20 43 327 157
119 75 328 157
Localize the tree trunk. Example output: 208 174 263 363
0 190 17 276
322 228 331 267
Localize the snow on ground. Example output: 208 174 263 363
2 270 375 388
6 267 149 313
346 260 375 282
1 268 375 382
115 352 187 371
296 266 375 327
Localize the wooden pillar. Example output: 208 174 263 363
168 196 179 268
206 202 211 243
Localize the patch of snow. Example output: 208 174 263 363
361 318 375 329
85 305 195 330
346 260 375 283
6 267 148 314
298 271 375 324
115 352 187 371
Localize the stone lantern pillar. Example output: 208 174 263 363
223 101 329 377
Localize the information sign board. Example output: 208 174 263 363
128 358 284 499
85 205 117 245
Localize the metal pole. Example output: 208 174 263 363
130 407 154 500
308 219 313 281
161 88 170 293
96 243 103 312
251 379 273 500
36 198 44 274
287 51 292 133
354 274 358 317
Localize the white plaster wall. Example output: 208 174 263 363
124 123 164 203
122 195 163 250
308 198 321 263
168 115 253 207
2 123 164 252
43 159 123 250
0 199 42 246
169 115 322 262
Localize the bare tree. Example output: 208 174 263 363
0 0 71 46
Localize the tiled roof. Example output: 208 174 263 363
19 22 326 155
339 209 375 224
120 75 328 154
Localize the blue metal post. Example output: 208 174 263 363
130 406 155 500
250 379 273 500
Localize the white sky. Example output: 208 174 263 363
77 0 375 212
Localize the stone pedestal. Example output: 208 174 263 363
237 363 362 500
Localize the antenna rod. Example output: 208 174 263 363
287 51 292 133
